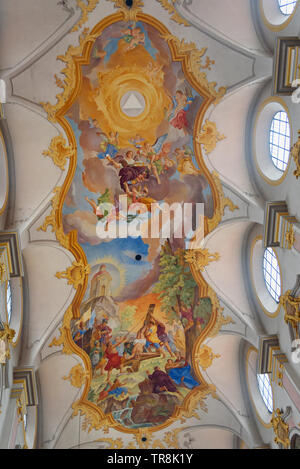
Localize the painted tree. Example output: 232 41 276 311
153 241 212 367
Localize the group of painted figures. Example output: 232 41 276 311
73 305 199 404
77 85 200 400
84 88 196 225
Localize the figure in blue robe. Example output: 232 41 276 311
166 360 199 390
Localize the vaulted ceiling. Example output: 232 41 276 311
1 0 300 450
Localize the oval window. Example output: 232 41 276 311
269 111 290 172
263 248 281 303
277 0 297 15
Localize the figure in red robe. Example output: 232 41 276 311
169 90 194 133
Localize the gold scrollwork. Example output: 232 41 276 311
185 248 220 272
37 187 70 250
285 223 295 250
107 0 189 27
161 34 226 104
209 309 234 339
275 363 284 388
163 427 183 449
195 345 221 371
207 171 239 232
280 290 300 338
43 134 75 171
205 288 234 339
133 429 165 449
41 28 99 122
94 427 184 450
63 363 90 388
74 401 119 434
176 384 218 424
291 130 300 180
196 120 226 155
0 262 6 284
72 0 99 32
271 409 290 449
108 0 144 21
96 437 124 449
56 260 91 289
156 0 189 26
49 306 75 355
0 323 16 363
16 397 29 449
37 186 61 233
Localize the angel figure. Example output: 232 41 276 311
174 146 200 178
129 134 145 149
86 189 137 229
85 188 112 222
140 134 168 185
156 142 176 171
168 87 195 136
124 26 145 51
97 131 120 160
126 184 156 213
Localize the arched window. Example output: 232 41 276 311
291 434 300 449
277 0 297 15
263 248 281 303
6 281 12 324
269 111 290 171
23 413 27 430
257 373 274 414
246 347 274 426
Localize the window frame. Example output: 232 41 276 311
257 373 274 414
269 111 291 172
277 0 297 15
6 280 12 324
263 247 281 304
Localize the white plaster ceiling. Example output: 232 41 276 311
22 243 75 356
182 0 266 54
203 220 256 326
205 83 263 196
4 104 62 227
204 334 248 418
0 0 69 71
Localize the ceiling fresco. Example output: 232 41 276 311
39 1 235 438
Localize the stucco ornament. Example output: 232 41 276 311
63 364 90 388
271 408 291 449
291 130 300 180
0 262 6 284
56 260 91 290
195 345 221 371
0 323 16 363
156 0 190 26
197 120 226 155
43 134 75 171
185 249 220 272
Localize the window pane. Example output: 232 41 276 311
263 248 281 303
6 281 12 324
269 111 290 172
277 0 297 15
257 373 274 413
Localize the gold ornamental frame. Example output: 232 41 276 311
41 8 232 438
